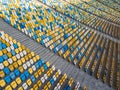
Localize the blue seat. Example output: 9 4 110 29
0 33 2 36
20 74 26 81
31 75 36 82
38 16 43 20
69 55 73 60
54 44 62 53
38 60 42 67
20 23 25 29
13 44 18 49
0 56 4 63
43 64 48 70
24 70 30 78
64 34 69 39
14 69 20 76
33 35 38 40
11 50 16 56
35 62 40 69
4 18 11 24
50 78 54 85
13 24 18 28
53 48 57 53
2 44 7 49
0 45 3 50
4 76 11 84
35 21 39 24
4 67 10 75
63 45 68 51
64 85 70 90
41 59 45 64
2 54 8 60
10 72 16 80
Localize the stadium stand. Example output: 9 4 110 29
0 0 120 90
0 31 81 90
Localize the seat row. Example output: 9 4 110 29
65 0 120 25
39 0 120 40
0 31 82 90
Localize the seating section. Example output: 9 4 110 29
0 0 120 90
0 31 81 90
82 0 120 19
39 0 120 40
97 0 120 12
113 0 120 5
65 0 120 24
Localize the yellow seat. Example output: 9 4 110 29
12 56 17 61
3 60 9 67
31 52 35 57
9 65 14 71
21 58 25 63
41 66 44 72
28 53 32 58
18 66 24 73
5 85 12 90
0 71 5 78
43 85 48 90
47 81 51 88
17 42 21 47
84 86 87 90
0 79 6 87
59 79 63 85
26 48 30 53
55 72 59 77
47 71 50 77
37 38 41 42
25 55 29 61
1 39 6 44
28 68 33 74
37 69 41 75
30 88 33 90
11 81 17 89
46 62 50 67
18 87 24 90
21 45 25 50
18 47 22 52
16 77 22 84
7 52 12 58
6 42 10 47
27 79 32 86
13 39 17 44
34 72 39 78
33 84 38 90
49 68 53 74
68 78 74 86
2 49 7 54
37 80 42 87
64 74 67 78
33 57 37 62
35 55 40 60
8 36 13 41
17 24 21 30
13 62 18 68
0 51 3 56
17 60 22 66
15 49 19 54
